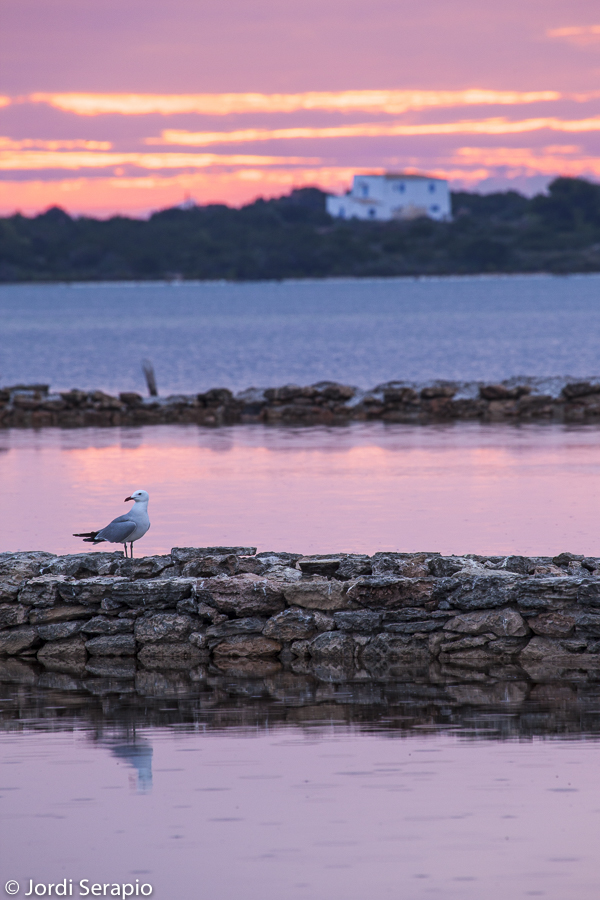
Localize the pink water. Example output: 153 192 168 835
2 421 600 556
1 727 599 900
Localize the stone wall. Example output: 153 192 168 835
4 377 600 428
2 546 600 679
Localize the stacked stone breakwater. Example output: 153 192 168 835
5 376 600 428
3 546 600 678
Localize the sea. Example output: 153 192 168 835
2 274 600 899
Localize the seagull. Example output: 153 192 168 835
74 490 151 558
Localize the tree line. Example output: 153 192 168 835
2 176 600 282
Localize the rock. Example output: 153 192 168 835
520 636 581 661
283 580 349 611
188 632 207 650
290 639 312 658
265 565 303 582
298 556 342 577
528 611 576 636
573 612 600 635
213 635 282 659
39 552 124 579
0 626 40 655
313 611 335 632
29 605 91 624
428 557 466 577
37 635 87 666
440 634 493 652
37 621 83 641
171 546 256 563
0 551 56 600
206 617 267 640
181 554 239 577
333 610 382 633
18 575 68 607
201 574 285 617
443 608 528 637
371 553 432 578
81 616 134 635
137 642 207 669
85 634 137 656
497 556 534 575
134 614 195 643
0 604 29 628
57 576 131 606
263 609 316 641
109 578 195 610
553 552 584 567
336 555 372 580
309 632 354 664
117 556 175 579
346 576 433 609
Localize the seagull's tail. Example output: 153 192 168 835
73 531 103 543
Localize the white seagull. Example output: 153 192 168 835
74 490 151 558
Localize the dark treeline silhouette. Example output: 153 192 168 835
2 177 600 282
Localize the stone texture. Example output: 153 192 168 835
57 576 131 607
29 605 91 624
37 621 83 641
0 626 40 655
347 576 434 609
333 610 382 633
262 608 316 641
206 617 267 640
309 632 354 664
213 635 282 658
0 603 29 628
0 551 56 601
18 575 67 608
85 634 137 656
134 613 195 643
109 578 195 610
444 608 528 637
201 574 285 617
37 636 87 666
283 580 349 611
528 611 577 636
81 616 134 635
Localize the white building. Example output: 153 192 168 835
326 173 452 222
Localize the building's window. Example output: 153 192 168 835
339 207 345 218
359 183 369 197
428 183 436 192
368 208 376 218
395 183 405 192
430 205 439 212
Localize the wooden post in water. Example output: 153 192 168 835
142 359 158 397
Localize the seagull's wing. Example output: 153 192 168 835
96 515 137 543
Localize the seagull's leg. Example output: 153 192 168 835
123 542 128 559
130 542 134 558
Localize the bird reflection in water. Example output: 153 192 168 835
104 737 153 793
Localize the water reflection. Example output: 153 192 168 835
104 738 153 793
2 658 600 742
3 421 600 556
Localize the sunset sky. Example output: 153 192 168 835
2 0 600 216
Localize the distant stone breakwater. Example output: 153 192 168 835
5 377 600 428
3 546 600 679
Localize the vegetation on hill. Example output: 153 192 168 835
2 177 600 282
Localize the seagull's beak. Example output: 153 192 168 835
124 495 133 502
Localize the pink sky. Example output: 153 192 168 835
2 0 600 215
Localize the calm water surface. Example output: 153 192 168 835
2 275 600 394
2 421 600 556
1 669 600 900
